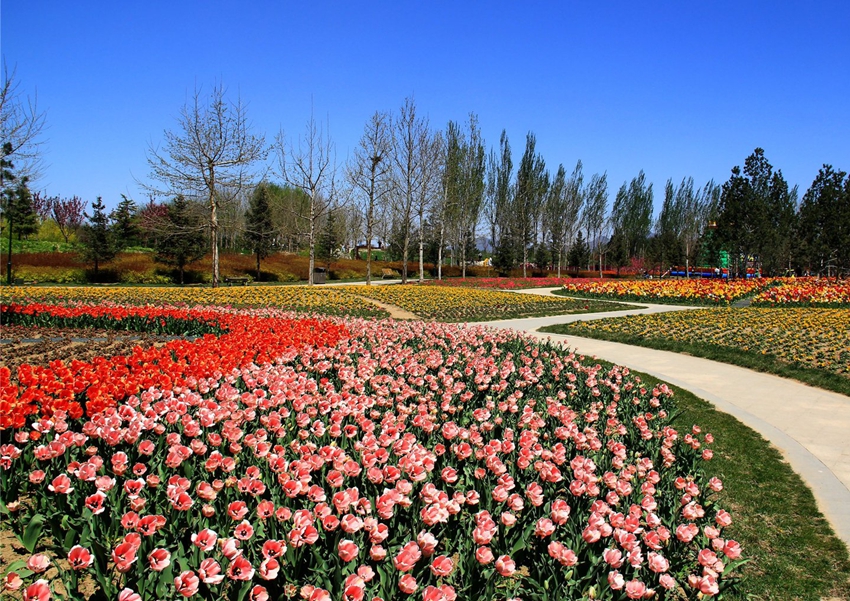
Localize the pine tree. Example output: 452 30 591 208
80 196 118 278
154 195 208 285
245 183 277 280
111 195 140 249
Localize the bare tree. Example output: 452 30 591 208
276 111 338 285
144 83 267 287
1 63 48 187
46 195 87 243
415 130 443 282
348 111 392 284
391 97 429 284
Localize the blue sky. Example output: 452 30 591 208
2 1 849 213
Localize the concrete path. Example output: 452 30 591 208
469 287 850 548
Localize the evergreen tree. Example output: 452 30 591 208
245 183 277 280
2 178 39 240
111 195 140 249
797 165 850 276
154 195 207 285
80 196 118 278
717 148 796 277
316 208 340 269
567 231 590 271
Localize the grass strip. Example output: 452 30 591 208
550 288 737 306
442 299 644 322
587 361 850 600
540 324 850 398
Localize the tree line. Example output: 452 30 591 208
3 79 849 285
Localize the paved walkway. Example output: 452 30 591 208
469 288 850 548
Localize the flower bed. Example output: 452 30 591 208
2 286 390 319
426 278 574 290
0 303 742 600
346 285 628 321
0 303 349 429
752 278 850 307
557 279 773 306
550 308 850 379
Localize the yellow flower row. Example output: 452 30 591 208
1 285 387 318
567 308 850 377
347 285 597 320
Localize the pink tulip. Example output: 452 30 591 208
430 555 454 577
118 589 141 601
495 555 516 577
174 571 200 597
27 554 51 573
338 540 359 562
398 574 417 594
23 580 51 601
148 548 171 571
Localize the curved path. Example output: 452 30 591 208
468 287 850 548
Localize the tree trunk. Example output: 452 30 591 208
308 199 316 285
438 220 444 280
209 167 219 288
418 212 425 284
366 184 374 286
402 223 410 284
256 251 261 282
461 230 467 279
523 242 528 278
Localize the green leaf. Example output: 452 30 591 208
22 513 46 553
235 580 253 601
3 560 32 578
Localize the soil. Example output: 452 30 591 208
0 325 171 373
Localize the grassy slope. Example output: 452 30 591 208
539 323 850 398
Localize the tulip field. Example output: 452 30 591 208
556 279 774 306
426 278 575 290
751 278 850 307
1 286 391 319
0 296 745 601
543 308 850 395
1 285 630 323
345 285 631 321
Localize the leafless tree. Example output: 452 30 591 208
390 97 429 284
415 131 443 282
276 111 338 285
348 111 392 284
144 83 267 287
1 63 48 187
46 195 87 243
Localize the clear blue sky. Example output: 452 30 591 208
2 1 849 214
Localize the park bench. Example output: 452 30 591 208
12 278 38 285
224 276 249 286
381 268 400 279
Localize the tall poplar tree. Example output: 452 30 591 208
514 133 548 277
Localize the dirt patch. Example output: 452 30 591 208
349 295 420 320
1 325 169 373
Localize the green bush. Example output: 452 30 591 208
13 266 87 284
